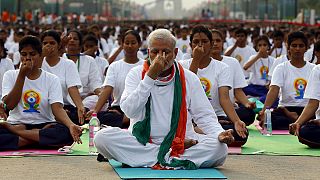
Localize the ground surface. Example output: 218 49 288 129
1 155 319 180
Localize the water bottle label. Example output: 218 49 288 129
89 126 94 138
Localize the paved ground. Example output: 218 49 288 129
0 155 319 180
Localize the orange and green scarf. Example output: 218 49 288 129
132 61 196 170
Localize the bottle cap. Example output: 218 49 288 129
92 113 97 117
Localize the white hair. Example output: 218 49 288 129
147 29 176 48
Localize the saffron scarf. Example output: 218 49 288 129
132 61 196 170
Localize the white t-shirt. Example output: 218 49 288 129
42 57 82 105
8 42 18 54
304 47 317 63
268 54 289 77
247 55 275 85
12 51 20 65
176 38 191 54
2 70 63 124
62 54 102 97
271 61 316 107
103 59 144 106
180 58 232 116
0 58 15 97
304 65 320 119
221 55 247 103
181 53 192 60
270 47 287 58
225 45 256 78
94 56 109 80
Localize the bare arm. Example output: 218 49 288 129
224 44 237 56
295 99 319 125
94 86 113 113
108 46 123 64
219 86 247 138
51 102 82 144
3 61 32 110
243 54 260 70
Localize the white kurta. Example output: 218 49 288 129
94 62 227 168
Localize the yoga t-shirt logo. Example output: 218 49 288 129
182 44 188 54
200 77 212 100
22 89 41 113
235 54 243 62
294 78 307 99
260 66 269 80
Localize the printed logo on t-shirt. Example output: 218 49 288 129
260 66 269 80
294 78 307 99
235 54 243 62
182 45 188 54
200 77 212 100
22 90 41 113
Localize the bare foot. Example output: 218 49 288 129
184 139 198 149
276 107 298 122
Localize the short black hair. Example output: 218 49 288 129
272 30 284 38
83 34 98 45
19 35 42 54
40 30 61 44
190 25 212 43
287 31 308 48
235 28 248 37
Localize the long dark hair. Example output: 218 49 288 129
0 39 8 59
311 40 320 63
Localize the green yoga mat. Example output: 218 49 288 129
109 160 226 179
242 126 320 156
69 130 90 156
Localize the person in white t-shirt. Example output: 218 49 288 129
224 28 256 78
64 30 102 100
269 30 287 58
268 54 290 78
259 32 316 130
176 27 191 54
289 65 320 148
0 36 82 151
0 39 14 98
88 24 110 59
210 29 256 127
180 25 247 146
308 40 320 64
83 34 109 82
108 33 144 64
243 35 275 103
87 30 143 128
94 28 234 169
40 30 85 126
304 31 320 63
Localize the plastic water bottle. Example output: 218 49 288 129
264 108 272 136
89 113 100 155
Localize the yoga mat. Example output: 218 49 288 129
0 131 90 157
0 149 66 157
253 120 290 135
109 160 226 179
228 147 241 154
242 125 320 156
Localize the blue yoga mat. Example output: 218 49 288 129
109 160 227 179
